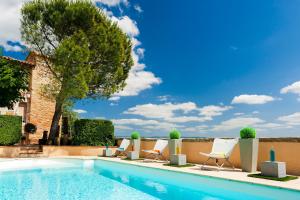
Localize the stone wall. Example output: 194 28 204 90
0 146 117 158
26 53 57 143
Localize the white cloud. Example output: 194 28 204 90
115 71 161 97
109 96 120 101
252 111 260 114
280 81 300 99
134 4 143 13
232 94 275 105
278 112 300 126
96 0 128 7
199 105 232 117
234 112 244 116
113 118 180 131
115 125 132 131
157 95 170 102
182 125 208 132
73 109 87 114
124 102 198 119
255 123 285 130
123 102 231 124
165 116 211 123
0 0 29 52
109 15 161 99
136 48 145 58
111 16 139 37
211 117 264 131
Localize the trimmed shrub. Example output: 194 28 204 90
24 123 37 134
73 119 114 146
131 131 140 139
0 115 22 145
169 129 181 139
240 127 256 139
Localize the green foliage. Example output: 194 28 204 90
62 101 79 135
0 58 29 109
21 0 133 139
240 127 256 139
248 173 298 182
169 129 181 139
24 123 37 134
21 0 133 101
0 115 22 145
73 119 114 146
131 131 140 139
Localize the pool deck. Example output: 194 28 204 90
1 156 300 191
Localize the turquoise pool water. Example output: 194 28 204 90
0 159 299 200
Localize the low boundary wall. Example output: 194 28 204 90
0 138 299 175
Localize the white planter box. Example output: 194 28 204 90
239 138 259 172
261 161 286 178
102 149 112 157
170 154 186 166
127 151 139 160
168 139 182 155
131 139 140 152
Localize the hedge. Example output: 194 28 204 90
0 115 22 145
73 119 114 146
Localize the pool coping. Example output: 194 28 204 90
92 157 300 192
1 156 300 192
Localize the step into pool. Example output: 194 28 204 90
0 158 299 200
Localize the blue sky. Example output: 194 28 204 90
1 0 300 138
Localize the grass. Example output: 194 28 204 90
248 173 298 182
163 163 196 168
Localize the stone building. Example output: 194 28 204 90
0 52 56 143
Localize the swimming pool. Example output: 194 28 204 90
0 158 299 200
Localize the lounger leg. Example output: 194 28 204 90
215 159 221 171
113 150 119 157
225 158 235 169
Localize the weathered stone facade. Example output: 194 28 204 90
26 53 57 143
0 53 57 144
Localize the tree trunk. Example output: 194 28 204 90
48 101 63 145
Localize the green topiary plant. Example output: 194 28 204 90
131 131 140 140
240 127 256 139
169 129 181 139
24 123 37 134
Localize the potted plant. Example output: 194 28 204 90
239 127 259 172
130 131 141 152
169 129 182 156
24 123 37 145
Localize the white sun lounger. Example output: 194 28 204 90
115 139 130 156
200 138 238 169
142 139 168 161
